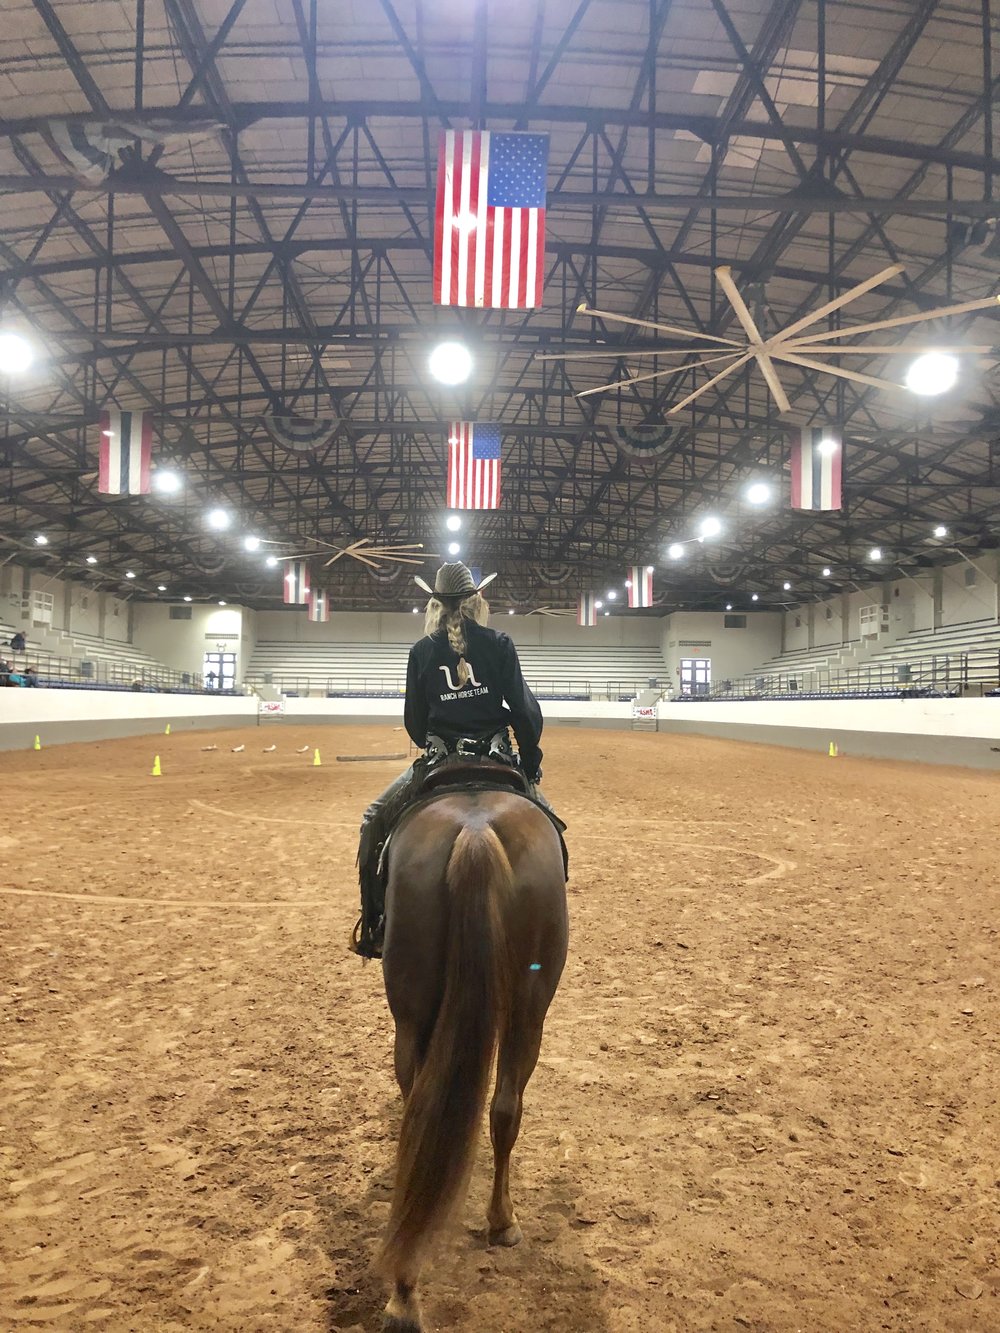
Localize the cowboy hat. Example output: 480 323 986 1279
414 561 498 599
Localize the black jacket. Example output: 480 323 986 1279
403 621 543 777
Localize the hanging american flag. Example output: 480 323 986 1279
98 408 153 495
434 130 549 309
283 561 310 605
627 566 654 608
447 422 502 509
307 588 330 622
577 593 597 628
790 428 842 510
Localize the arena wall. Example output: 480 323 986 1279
0 689 256 751
657 697 1000 769
3 687 1000 770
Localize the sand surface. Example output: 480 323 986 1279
2 723 998 1331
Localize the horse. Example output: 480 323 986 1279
376 784 569 1333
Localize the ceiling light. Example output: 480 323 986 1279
869 547 882 561
183 595 192 602
606 590 617 600
206 508 231 531
603 610 610 616
746 482 771 505
152 469 181 494
667 542 685 560
0 331 34 375
125 571 136 580
817 437 839 456
751 593 759 602
595 600 604 610
86 555 98 565
698 516 722 539
725 603 733 611
429 341 473 385
906 351 958 397
218 600 227 606
447 541 461 556
411 607 419 614
933 524 948 538
265 555 279 568
822 566 832 577
157 584 166 592
446 514 462 532
783 581 791 591
243 535 261 552
645 565 654 574
508 609 514 615
34 534 48 546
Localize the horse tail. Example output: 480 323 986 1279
379 821 513 1278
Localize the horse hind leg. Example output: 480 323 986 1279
487 1021 544 1247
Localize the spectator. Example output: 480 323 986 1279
0 658 10 686
130 679 144 692
23 664 38 687
206 669 218 689
9 631 26 652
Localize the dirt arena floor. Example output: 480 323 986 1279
2 723 999 1332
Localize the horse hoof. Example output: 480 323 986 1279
382 1316 422 1333
488 1222 523 1247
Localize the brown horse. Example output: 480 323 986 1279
376 787 568 1332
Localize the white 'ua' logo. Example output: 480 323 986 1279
439 663 483 692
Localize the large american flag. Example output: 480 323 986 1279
434 130 549 309
98 408 153 495
447 422 502 510
790 428 842 510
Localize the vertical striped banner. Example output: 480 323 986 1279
98 409 153 495
307 588 330 622
627 566 654 608
790 428 842 510
283 561 311 605
577 592 597 627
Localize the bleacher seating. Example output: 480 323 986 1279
723 616 1000 700
246 639 668 700
1 618 206 693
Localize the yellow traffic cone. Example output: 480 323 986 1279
151 754 162 777
828 741 838 758
33 734 41 751
313 748 322 767
164 722 171 736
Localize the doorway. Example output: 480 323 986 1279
679 657 711 696
203 651 236 691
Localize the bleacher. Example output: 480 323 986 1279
861 621 1000 692
246 639 668 700
1 618 208 693
711 617 1000 700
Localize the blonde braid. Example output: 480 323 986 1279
446 605 472 687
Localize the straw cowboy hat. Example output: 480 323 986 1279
414 562 498 599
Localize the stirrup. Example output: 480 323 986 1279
349 913 383 960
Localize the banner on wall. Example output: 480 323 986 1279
258 698 285 716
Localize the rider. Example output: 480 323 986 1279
351 562 545 959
